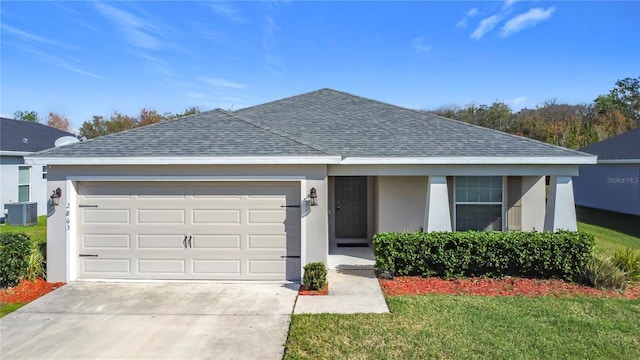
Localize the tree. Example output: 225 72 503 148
79 115 109 139
138 108 163 127
47 112 71 132
13 110 39 123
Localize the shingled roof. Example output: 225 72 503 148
579 128 640 161
28 89 595 164
0 117 74 154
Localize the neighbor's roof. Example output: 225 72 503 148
579 128 640 162
27 89 596 165
0 117 74 155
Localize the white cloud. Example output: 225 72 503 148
412 37 432 53
94 2 163 50
503 0 519 10
201 78 246 89
456 7 478 28
500 7 556 38
470 15 502 39
17 46 104 79
1 24 63 47
210 2 248 24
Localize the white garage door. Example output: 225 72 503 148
77 182 301 281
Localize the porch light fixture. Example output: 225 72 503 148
50 187 62 206
309 187 318 206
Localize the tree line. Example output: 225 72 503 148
428 77 639 149
12 77 638 149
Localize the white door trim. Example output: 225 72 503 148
66 175 307 282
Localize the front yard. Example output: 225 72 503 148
286 295 640 359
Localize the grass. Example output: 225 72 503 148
0 303 26 317
576 206 640 256
286 295 640 360
0 215 47 244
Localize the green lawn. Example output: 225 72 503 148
286 295 640 360
576 206 640 256
0 215 47 244
0 303 25 317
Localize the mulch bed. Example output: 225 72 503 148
0 278 65 304
299 283 329 296
379 276 640 299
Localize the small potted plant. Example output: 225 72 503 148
299 262 328 295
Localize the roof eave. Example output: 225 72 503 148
597 159 640 164
24 156 343 166
340 156 598 165
0 151 32 156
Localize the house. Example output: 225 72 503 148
1 117 75 219
26 89 596 283
573 128 640 216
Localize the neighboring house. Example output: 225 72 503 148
573 128 640 216
26 89 596 283
1 117 75 218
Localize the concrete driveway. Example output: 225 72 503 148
0 282 299 359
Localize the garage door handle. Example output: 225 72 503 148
188 235 192 248
281 205 301 208
79 254 98 257
281 255 301 258
183 235 187 248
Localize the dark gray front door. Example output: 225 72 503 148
335 176 367 238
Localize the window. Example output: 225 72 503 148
455 176 503 231
42 166 48 180
18 166 31 202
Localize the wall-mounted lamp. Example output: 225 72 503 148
309 187 318 206
50 187 62 206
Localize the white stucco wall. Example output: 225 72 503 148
574 163 640 216
45 164 329 282
376 176 429 233
1 158 48 218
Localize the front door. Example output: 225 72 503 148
335 176 367 238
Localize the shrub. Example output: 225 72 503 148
303 262 327 290
581 253 627 290
0 233 32 288
25 241 46 280
613 247 640 282
373 231 594 281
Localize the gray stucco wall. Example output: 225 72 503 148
1 158 49 217
45 164 328 282
574 163 640 216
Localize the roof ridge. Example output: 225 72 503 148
215 109 337 156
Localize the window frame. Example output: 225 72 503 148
18 166 31 202
453 176 505 231
42 165 48 180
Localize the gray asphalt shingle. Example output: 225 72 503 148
30 89 593 160
579 128 640 160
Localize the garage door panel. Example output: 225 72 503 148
138 234 185 248
192 260 241 274
193 235 241 249
248 235 286 249
83 258 131 273
83 209 130 224
137 209 185 224
249 260 286 275
248 209 286 224
138 259 185 274
78 181 301 281
83 234 130 249
192 209 241 224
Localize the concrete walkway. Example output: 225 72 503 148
294 269 389 314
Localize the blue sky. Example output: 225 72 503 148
1 1 639 130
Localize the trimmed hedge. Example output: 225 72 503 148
373 231 594 281
0 233 31 288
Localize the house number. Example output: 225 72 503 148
66 203 71 230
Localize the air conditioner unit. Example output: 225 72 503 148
4 202 38 226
